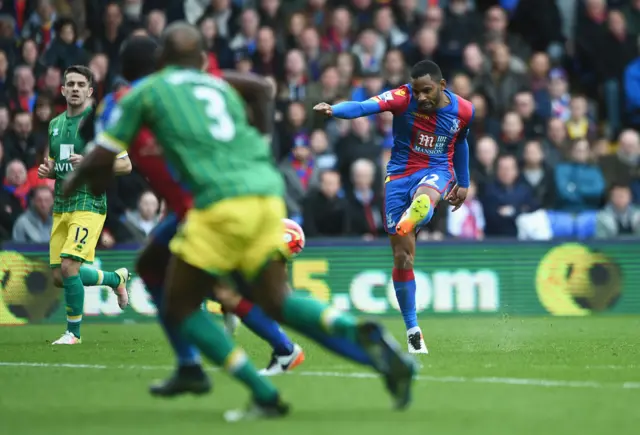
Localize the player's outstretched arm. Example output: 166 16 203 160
113 154 132 175
314 88 410 119
62 146 117 197
446 129 471 212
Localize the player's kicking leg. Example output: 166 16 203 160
50 211 130 344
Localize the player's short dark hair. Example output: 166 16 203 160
410 60 443 81
64 65 93 87
120 35 159 82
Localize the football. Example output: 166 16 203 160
0 251 62 323
282 218 305 259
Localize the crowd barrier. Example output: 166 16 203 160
1 239 639 325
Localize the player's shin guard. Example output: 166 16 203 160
392 268 418 331
79 266 121 287
282 293 358 341
234 298 294 356
63 275 85 338
146 283 201 366
178 310 279 403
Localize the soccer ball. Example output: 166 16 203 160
281 218 305 259
0 251 61 323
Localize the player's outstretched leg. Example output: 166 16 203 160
164 256 288 421
79 266 130 309
216 287 305 376
249 260 416 410
136 236 210 397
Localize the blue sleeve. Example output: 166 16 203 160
453 107 474 188
453 130 470 188
331 100 384 119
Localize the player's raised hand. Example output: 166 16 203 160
446 184 468 212
313 102 333 117
69 153 84 168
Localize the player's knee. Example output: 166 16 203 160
60 259 81 278
392 250 414 269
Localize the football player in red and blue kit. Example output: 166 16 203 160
314 60 474 354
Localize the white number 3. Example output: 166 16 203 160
193 86 236 141
419 173 439 187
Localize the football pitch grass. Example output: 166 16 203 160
1 317 639 435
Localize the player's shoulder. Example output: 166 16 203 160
449 91 475 124
48 112 66 131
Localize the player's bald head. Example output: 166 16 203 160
158 21 204 69
120 35 158 82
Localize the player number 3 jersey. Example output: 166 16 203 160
95 66 284 209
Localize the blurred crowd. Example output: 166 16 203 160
2 0 640 245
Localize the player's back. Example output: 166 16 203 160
133 67 283 208
98 84 193 219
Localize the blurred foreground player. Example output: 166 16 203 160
314 60 475 354
66 22 415 421
88 36 306 383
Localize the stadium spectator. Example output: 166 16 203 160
346 158 384 238
473 135 499 194
566 95 597 141
351 27 385 75
381 48 408 91
84 2 128 73
4 111 37 168
121 191 160 243
541 117 570 167
476 42 527 116
447 178 485 240
146 9 166 41
527 51 550 93
599 129 640 190
277 49 307 103
520 139 556 209
336 116 382 193
373 6 408 50
303 169 350 237
498 111 526 157
229 8 259 55
481 154 537 237
513 91 545 138
595 183 640 238
3 159 28 209
280 133 316 222
11 185 53 243
0 168 22 240
9 65 37 113
622 0 640 37
554 139 605 213
309 129 336 172
43 17 87 72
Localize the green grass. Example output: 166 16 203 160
1 317 639 435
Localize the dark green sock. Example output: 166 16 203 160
282 293 358 341
79 266 121 288
63 275 85 338
179 310 278 402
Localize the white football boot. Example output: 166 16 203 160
259 344 306 376
52 331 82 345
407 328 428 354
113 268 131 309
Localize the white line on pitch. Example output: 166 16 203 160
0 361 638 390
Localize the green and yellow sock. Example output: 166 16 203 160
63 275 85 338
282 293 358 341
79 266 121 288
179 310 278 402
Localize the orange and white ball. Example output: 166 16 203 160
282 218 305 259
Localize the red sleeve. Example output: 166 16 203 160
370 86 411 115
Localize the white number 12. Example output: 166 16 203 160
193 86 236 141
419 173 439 187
